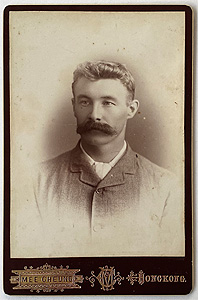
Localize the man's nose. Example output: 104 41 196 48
88 103 102 121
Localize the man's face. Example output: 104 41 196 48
72 77 138 146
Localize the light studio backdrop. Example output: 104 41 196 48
10 11 185 256
10 11 184 169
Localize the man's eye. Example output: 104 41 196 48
103 101 115 106
79 100 90 106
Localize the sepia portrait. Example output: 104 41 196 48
9 10 185 258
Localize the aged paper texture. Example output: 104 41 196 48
10 11 185 258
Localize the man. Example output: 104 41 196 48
18 61 184 257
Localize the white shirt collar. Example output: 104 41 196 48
80 140 127 167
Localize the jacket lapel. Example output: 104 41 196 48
98 144 137 188
69 142 101 186
70 141 138 188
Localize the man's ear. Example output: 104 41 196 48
127 99 139 119
71 98 76 117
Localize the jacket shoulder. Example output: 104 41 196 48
38 149 73 175
136 153 175 182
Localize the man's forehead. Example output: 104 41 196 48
73 77 129 96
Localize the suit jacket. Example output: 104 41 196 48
13 142 184 257
27 142 184 257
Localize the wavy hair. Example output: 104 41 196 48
72 60 135 102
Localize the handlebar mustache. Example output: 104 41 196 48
77 120 117 136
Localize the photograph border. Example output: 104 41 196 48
3 4 193 295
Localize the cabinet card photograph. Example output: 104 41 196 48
4 5 192 296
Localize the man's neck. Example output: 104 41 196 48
81 138 125 163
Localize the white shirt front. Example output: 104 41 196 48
80 141 127 179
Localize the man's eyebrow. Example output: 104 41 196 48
100 96 117 101
76 95 117 101
77 94 91 99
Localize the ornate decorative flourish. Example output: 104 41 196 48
126 270 145 286
10 263 83 292
85 265 124 291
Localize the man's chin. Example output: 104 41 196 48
80 131 114 146
89 129 110 134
